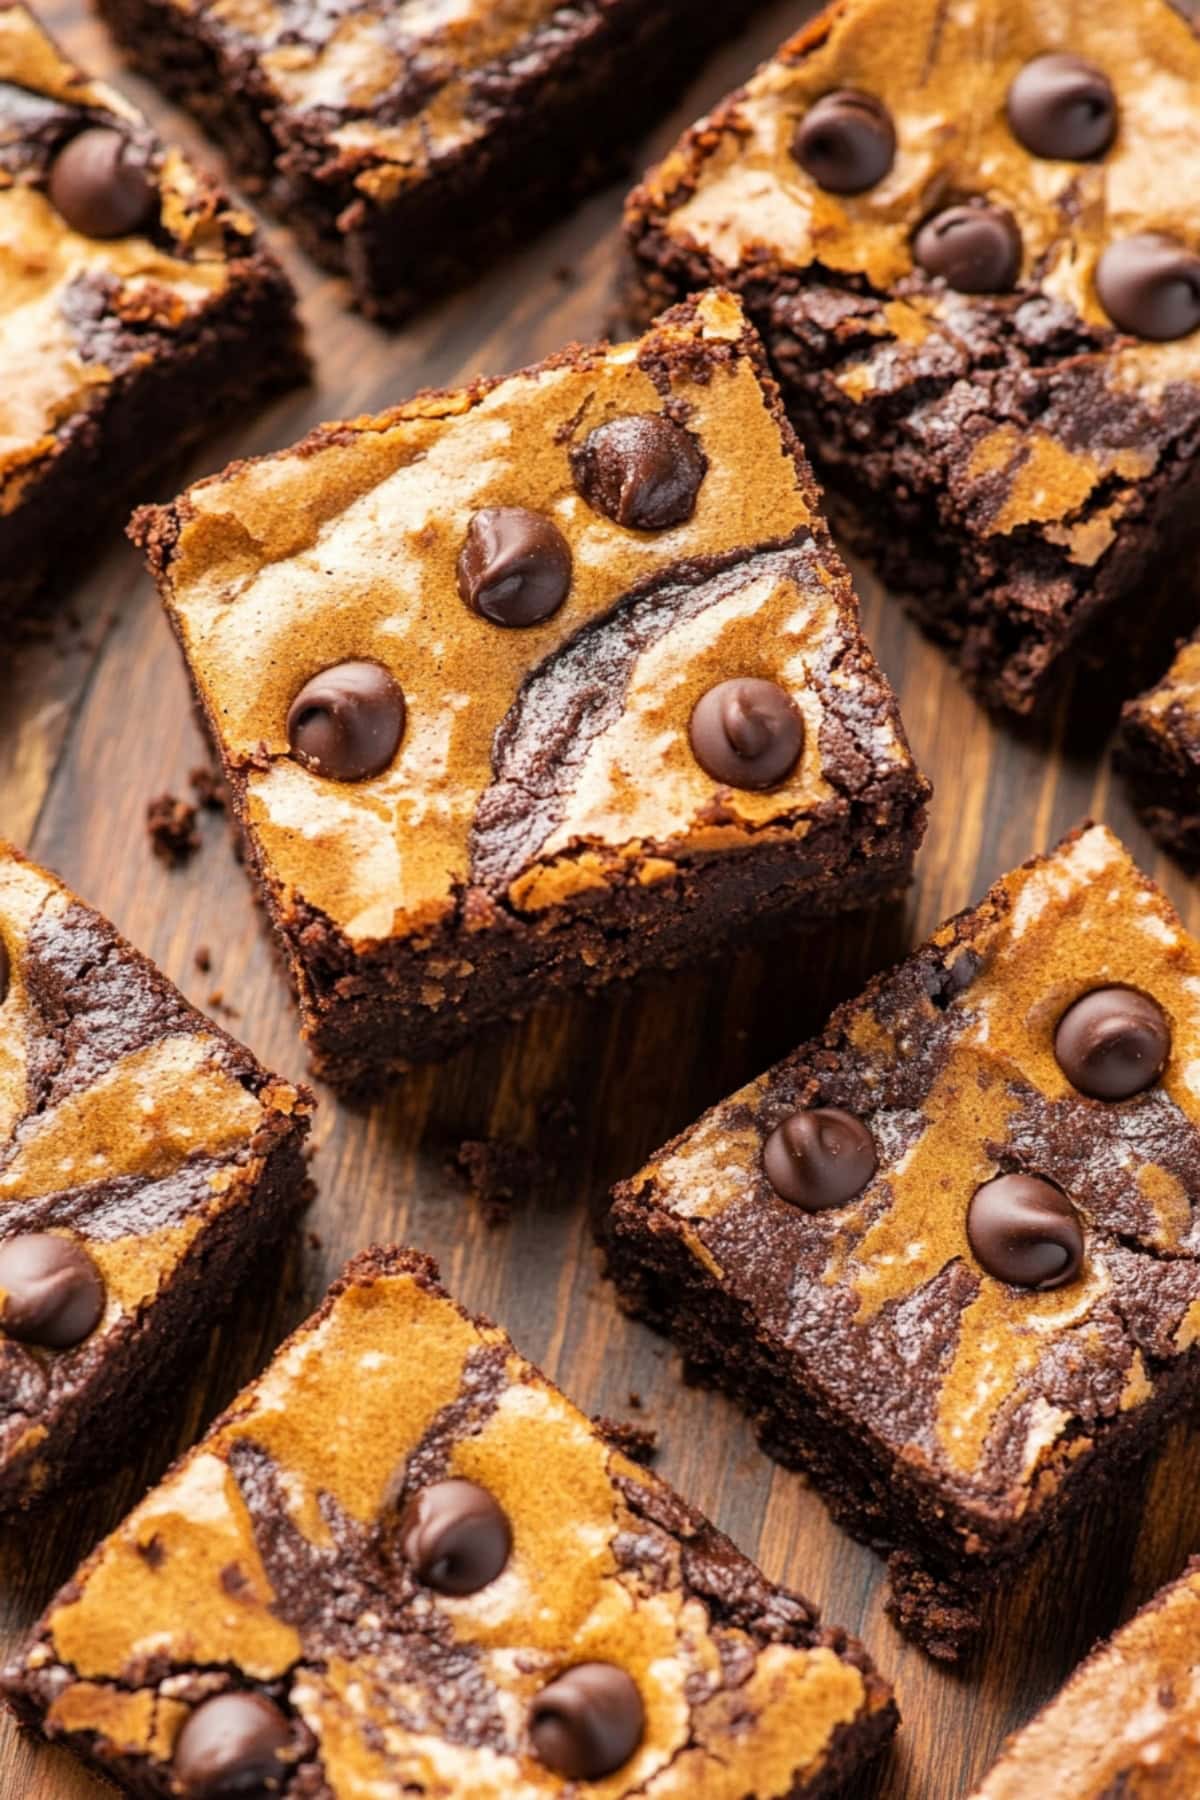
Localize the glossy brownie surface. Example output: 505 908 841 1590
2 1246 897 1798
607 826 1200 1656
626 0 1200 712
0 841 311 1511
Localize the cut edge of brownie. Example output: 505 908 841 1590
90 0 765 322
130 295 929 1093
1 1243 899 1800
1115 686 1200 864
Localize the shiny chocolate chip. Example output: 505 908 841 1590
287 660 405 782
914 204 1022 293
763 1108 877 1212
1096 235 1200 341
48 126 156 238
570 414 706 531
1054 986 1170 1100
456 506 572 627
0 939 8 1006
0 1234 104 1349
173 1692 291 1797
791 89 896 194
689 678 803 790
1006 53 1117 161
399 1479 512 1596
530 1664 645 1780
967 1174 1084 1290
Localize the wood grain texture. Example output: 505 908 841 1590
2 4 1199 1796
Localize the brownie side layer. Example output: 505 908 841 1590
1116 699 1200 863
0 252 304 621
91 0 759 321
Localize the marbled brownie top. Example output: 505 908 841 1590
0 3 282 518
1125 634 1200 761
0 842 308 1497
7 1246 894 1797
618 826 1200 1525
628 0 1200 570
972 1558 1200 1797
137 290 921 946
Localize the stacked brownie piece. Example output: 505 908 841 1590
0 2 304 617
625 0 1200 714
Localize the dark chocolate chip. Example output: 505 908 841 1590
1006 53 1117 160
570 415 706 531
173 1692 291 1797
456 507 572 627
763 1108 877 1212
398 1479 512 1596
791 89 896 194
0 1234 104 1349
1054 986 1170 1100
689 678 803 790
967 1174 1084 1290
530 1664 644 1780
48 127 156 238
287 660 405 782
914 204 1023 293
0 939 8 1006
1096 235 1200 341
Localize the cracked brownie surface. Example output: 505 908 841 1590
1 1245 897 1798
134 290 928 1091
1117 632 1200 861
970 1556 1200 1797
625 0 1200 714
605 825 1200 1659
0 2 304 616
0 841 312 1512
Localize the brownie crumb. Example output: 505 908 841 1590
194 945 212 973
447 1138 541 1225
595 1417 659 1465
189 764 228 812
146 793 200 866
207 989 240 1019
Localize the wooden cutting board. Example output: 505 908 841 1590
4 4 1200 1795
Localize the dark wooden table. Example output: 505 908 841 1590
5 5 1200 1796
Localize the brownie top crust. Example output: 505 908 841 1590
629 0 1200 570
619 825 1200 1527
1125 634 1200 758
971 1558 1200 1797
0 842 309 1491
0 2 279 519
7 1245 894 1795
137 290 921 946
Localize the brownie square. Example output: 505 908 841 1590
133 291 929 1093
1116 633 1200 861
90 0 763 322
0 2 305 621
970 1557 1200 1797
0 840 312 1513
625 0 1200 715
605 825 1200 1660
1 1245 898 1797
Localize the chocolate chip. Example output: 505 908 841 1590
48 127 156 238
457 507 572 627
0 1235 104 1349
0 940 8 1006
1096 235 1200 341
967 1174 1084 1290
763 1108 877 1211
689 678 803 790
1054 986 1170 1100
791 89 896 194
530 1664 644 1780
914 204 1022 293
399 1479 512 1596
173 1692 291 1797
287 661 405 782
570 415 706 531
1006 53 1117 161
